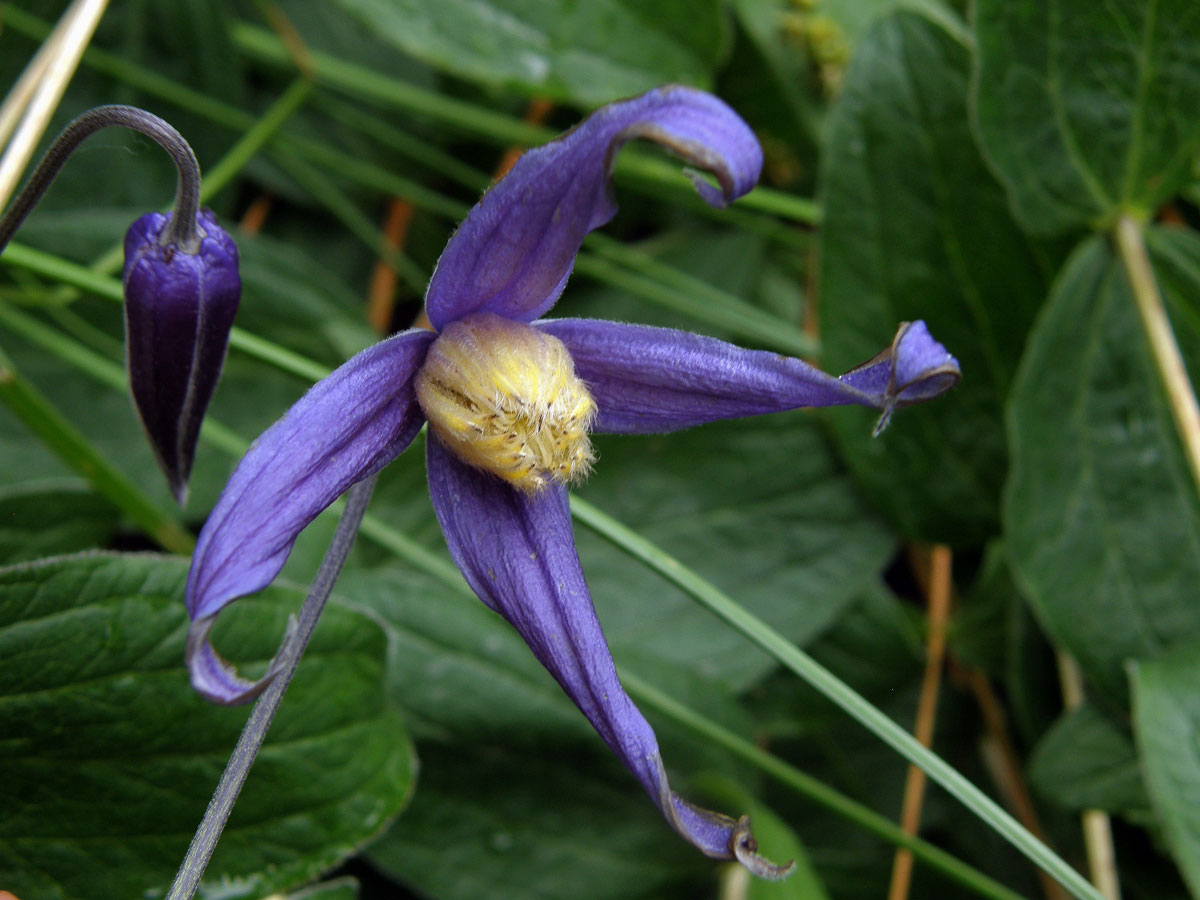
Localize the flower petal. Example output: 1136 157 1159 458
425 86 762 329
425 436 790 878
187 328 434 624
538 318 961 434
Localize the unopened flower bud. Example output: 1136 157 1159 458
123 208 240 503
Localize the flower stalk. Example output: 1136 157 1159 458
0 105 202 252
167 474 377 900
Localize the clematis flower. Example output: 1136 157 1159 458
185 86 960 877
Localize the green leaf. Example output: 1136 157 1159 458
368 738 700 900
287 877 360 900
327 0 727 105
818 9 1056 544
1005 230 1200 703
0 482 119 563
0 553 413 900
1028 703 1150 815
819 0 965 47
1132 640 1200 896
973 0 1200 234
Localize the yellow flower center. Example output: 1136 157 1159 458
415 313 597 493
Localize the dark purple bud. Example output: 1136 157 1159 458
123 208 240 503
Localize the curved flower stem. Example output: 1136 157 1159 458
0 105 202 253
1113 214 1200 498
166 473 377 900
569 495 1105 900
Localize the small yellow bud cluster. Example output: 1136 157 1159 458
416 313 597 494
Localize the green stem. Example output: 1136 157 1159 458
201 78 313 204
269 146 428 294
8 310 1037 899
3 9 811 336
580 234 817 357
84 78 316 279
226 20 816 224
166 475 377 900
1114 215 1200 497
623 673 1028 900
0 243 330 383
0 340 193 554
4 7 815 233
568 495 1104 900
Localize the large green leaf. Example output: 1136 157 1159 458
1028 703 1150 815
1005 230 1200 703
974 0 1200 235
0 554 413 900
818 10 1055 544
327 0 727 105
1132 640 1200 896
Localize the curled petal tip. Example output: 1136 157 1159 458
730 816 796 881
890 320 961 404
853 319 960 435
185 613 296 705
123 209 240 502
425 85 762 327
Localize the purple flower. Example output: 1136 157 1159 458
123 208 240 503
185 86 959 876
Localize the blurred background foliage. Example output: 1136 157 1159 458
1 1 1199 899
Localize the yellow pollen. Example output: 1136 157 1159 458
415 313 597 493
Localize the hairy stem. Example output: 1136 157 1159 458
0 105 202 252
166 474 377 900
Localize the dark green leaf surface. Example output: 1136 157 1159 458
974 0 1200 234
1132 641 1200 896
0 482 119 563
369 738 701 900
0 553 412 900
1005 231 1200 702
287 876 361 900
819 10 1053 544
327 0 727 105
1028 703 1149 814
